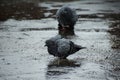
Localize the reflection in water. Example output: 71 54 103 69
47 58 80 67
46 58 80 80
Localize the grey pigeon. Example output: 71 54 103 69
56 6 78 30
45 36 85 59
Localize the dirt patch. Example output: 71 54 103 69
108 21 120 49
0 2 46 21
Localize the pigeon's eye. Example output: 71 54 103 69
56 16 59 18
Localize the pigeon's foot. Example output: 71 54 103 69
58 27 75 37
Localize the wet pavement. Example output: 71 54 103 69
0 0 120 80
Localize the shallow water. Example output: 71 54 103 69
0 0 120 80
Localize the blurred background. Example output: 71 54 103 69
0 0 120 21
0 0 79 21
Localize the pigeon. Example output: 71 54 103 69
45 36 85 59
56 6 78 30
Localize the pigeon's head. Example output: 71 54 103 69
45 40 50 47
45 40 54 47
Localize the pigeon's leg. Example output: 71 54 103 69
58 24 75 36
59 56 67 59
57 58 60 65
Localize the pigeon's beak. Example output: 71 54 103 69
81 47 86 49
44 44 47 47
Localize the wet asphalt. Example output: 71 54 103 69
0 0 120 80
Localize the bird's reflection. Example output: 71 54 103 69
48 58 80 67
46 58 80 79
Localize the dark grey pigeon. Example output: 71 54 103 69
56 6 78 30
45 37 85 59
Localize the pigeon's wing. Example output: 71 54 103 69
49 35 62 41
56 39 70 55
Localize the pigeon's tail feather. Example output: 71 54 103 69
69 42 86 55
56 6 78 27
75 44 86 50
